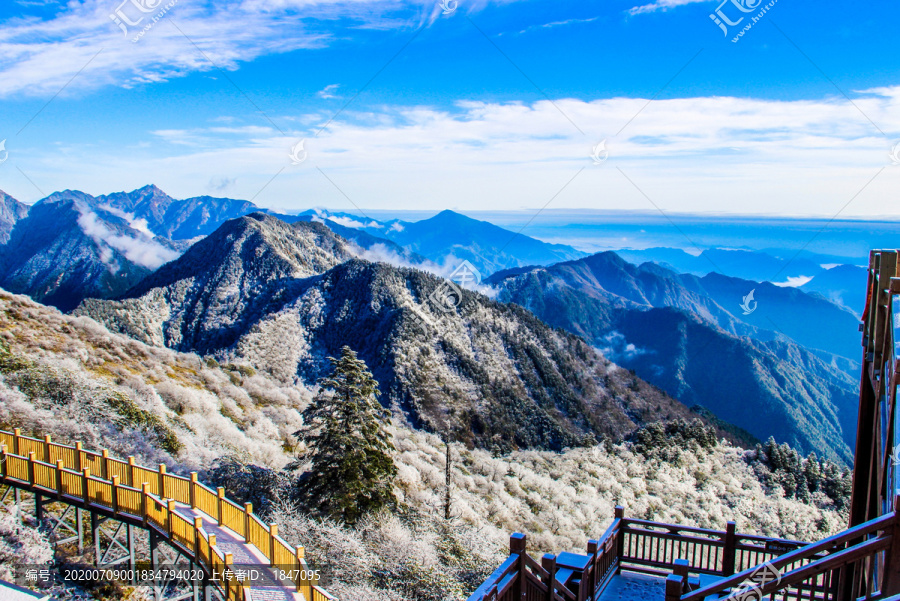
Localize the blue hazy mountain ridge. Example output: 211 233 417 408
0 190 29 245
324 209 588 276
800 264 869 315
0 194 160 311
487 252 859 464
614 247 838 283
289 214 429 266
96 184 262 240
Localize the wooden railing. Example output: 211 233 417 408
0 428 331 600
468 499 900 601
676 496 900 601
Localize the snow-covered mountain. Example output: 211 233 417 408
77 213 721 452
0 190 28 244
304 208 586 276
488 252 860 463
0 191 181 311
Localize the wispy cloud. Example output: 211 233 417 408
8 87 900 216
0 0 475 97
505 16 600 36
627 0 712 16
77 207 179 269
317 83 341 99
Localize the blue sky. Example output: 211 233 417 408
0 0 898 217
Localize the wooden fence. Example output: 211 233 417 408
0 428 333 601
468 500 900 601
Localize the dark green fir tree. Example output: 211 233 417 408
297 346 397 523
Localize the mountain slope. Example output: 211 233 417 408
377 210 585 276
97 185 261 240
77 215 717 452
488 253 859 463
801 265 868 316
0 190 28 244
615 247 827 282
0 194 178 311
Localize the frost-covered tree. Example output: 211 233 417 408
297 346 397 523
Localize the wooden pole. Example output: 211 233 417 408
269 523 278 567
882 495 900 595
27 452 35 486
111 475 120 514
217 487 225 525
55 460 63 500
510 533 526 600
190 472 198 508
542 554 556 601
722 521 737 576
141 482 150 526
158 463 166 499
82 468 91 505
244 502 252 543
43 435 51 462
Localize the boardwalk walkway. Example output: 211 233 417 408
0 428 331 601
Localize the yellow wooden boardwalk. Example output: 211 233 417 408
0 428 333 601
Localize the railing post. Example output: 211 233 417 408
883 495 900 595
194 517 203 560
158 464 166 499
101 449 109 480
27 452 35 486
224 552 234 600
296 546 308 595
43 435 51 462
13 428 20 455
167 499 176 535
82 468 91 505
510 533 526 601
141 482 150 526
722 521 737 576
1 445 7 480
243 502 252 543
217 487 225 525
615 505 625 574
109 475 122 516
75 442 83 471
587 539 599 597
190 472 198 509
269 523 278 566
127 456 135 487
665 574 684 601
542 554 556 601
55 460 63 500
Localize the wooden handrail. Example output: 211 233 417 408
683 507 897 601
0 428 324 600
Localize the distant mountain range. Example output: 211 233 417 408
614 247 862 284
487 252 860 463
0 185 868 461
0 187 585 310
300 208 587 276
75 214 717 452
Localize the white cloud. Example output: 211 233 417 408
7 88 900 217
0 0 457 97
317 83 341 99
77 208 179 269
627 0 712 16
328 215 370 229
773 275 814 287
